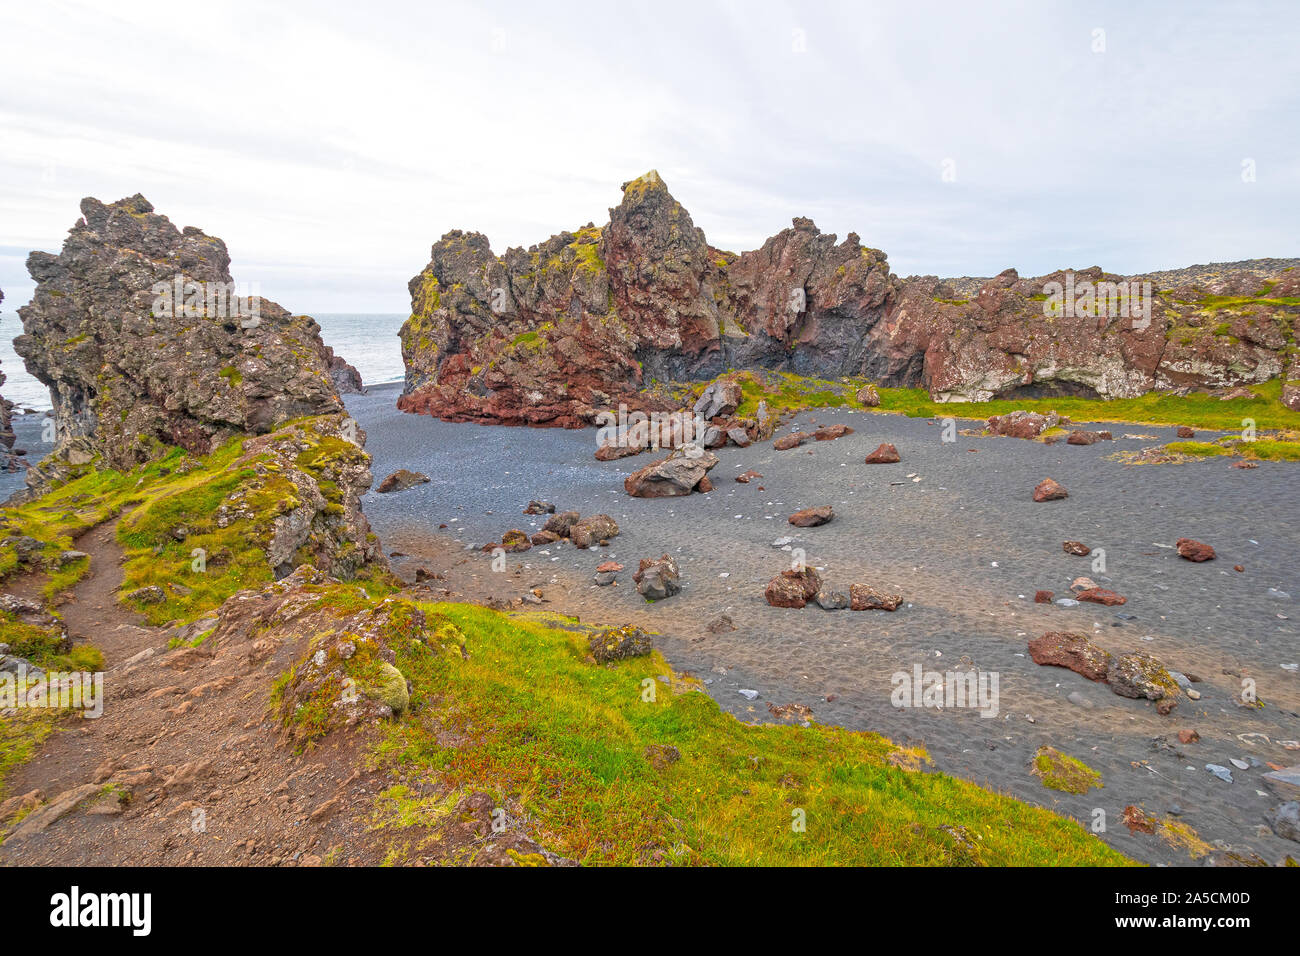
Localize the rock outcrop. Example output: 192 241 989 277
16 195 347 489
0 287 15 472
398 173 1300 423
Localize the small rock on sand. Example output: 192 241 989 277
789 506 833 527
864 442 901 464
1033 478 1068 502
1175 538 1216 561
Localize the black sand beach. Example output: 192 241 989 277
349 382 1300 865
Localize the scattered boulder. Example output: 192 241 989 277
1062 540 1090 556
376 469 430 494
593 561 623 586
735 470 763 483
1028 632 1112 682
1108 652 1181 709
1176 426 1195 439
1032 478 1068 502
1175 538 1216 562
764 568 822 608
569 514 619 549
624 450 719 497
633 555 680 600
694 379 743 420
1034 590 1054 603
542 510 580 537
813 424 853 441
1178 729 1200 744
644 744 682 771
788 505 833 527
530 530 561 546
523 500 555 515
773 432 811 451
849 584 902 611
589 624 653 663
814 588 848 610
501 529 532 553
855 384 880 407
1066 429 1111 445
705 613 736 634
863 442 901 464
1267 802 1300 843
987 410 1059 440
125 585 166 605
1076 587 1127 607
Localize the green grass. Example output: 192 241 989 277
1032 747 1103 795
677 371 1299 433
360 602 1131 866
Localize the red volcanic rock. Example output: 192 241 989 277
774 432 811 451
863 442 900 464
764 568 823 608
596 561 623 573
595 442 642 461
394 172 1299 433
543 511 580 537
1033 478 1068 502
501 529 532 553
1178 729 1200 744
697 476 713 493
788 505 833 527
1176 426 1195 439
1175 537 1216 562
377 469 430 494
1232 460 1258 469
530 530 561 546
1077 587 1127 607
1034 590 1054 603
813 424 853 441
1063 540 1090 556
735 470 763 483
987 411 1058 440
849 584 902 611
1028 632 1112 682
569 514 619 549
1066 429 1110 445
1234 564 1244 572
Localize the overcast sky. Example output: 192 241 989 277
1 0 1297 313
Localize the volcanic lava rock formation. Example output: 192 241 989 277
0 287 15 471
15 194 363 485
399 171 1300 424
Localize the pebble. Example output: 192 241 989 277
1206 764 1234 784
1055 598 1080 607
738 689 759 701
1268 588 1292 601
1067 692 1094 709
1229 758 1249 770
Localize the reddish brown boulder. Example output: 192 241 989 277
764 568 823 608
530 530 561 546
863 442 900 464
1033 478 1068 502
1028 632 1112 682
543 511 580 537
1062 540 1090 556
788 505 833 527
595 443 642 461
1034 590 1054 603
1066 429 1110 445
735 470 763 483
774 432 811 451
1178 729 1200 744
813 424 853 441
1176 426 1195 439
697 476 713 493
987 411 1059 439
1077 587 1127 606
377 469 430 493
849 584 902 611
501 529 532 553
570 514 619 549
1175 538 1216 562
856 384 880 407
596 561 623 573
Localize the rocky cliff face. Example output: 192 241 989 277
399 172 1299 420
15 195 350 484
0 287 15 470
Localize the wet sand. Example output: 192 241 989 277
366 385 1296 862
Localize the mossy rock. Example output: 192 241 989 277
361 661 409 714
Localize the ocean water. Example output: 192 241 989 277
0 311 408 411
